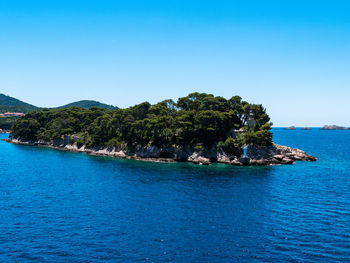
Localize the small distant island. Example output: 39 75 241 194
284 126 297 130
282 125 350 130
6 93 316 166
284 126 312 130
321 125 350 130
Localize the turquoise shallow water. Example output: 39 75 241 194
0 129 349 262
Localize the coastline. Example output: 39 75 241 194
5 138 317 166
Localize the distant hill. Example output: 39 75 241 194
0 94 38 113
0 95 118 130
57 100 117 109
0 94 118 111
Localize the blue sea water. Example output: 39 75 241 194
0 129 349 262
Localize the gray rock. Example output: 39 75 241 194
6 138 316 167
238 157 250 165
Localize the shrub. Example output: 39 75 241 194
217 141 225 149
76 139 85 148
106 138 123 148
222 137 237 155
243 130 272 146
194 145 204 152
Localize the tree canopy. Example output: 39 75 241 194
11 93 273 149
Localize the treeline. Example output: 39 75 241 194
0 117 19 130
0 105 38 114
11 93 273 149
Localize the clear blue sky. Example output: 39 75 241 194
0 0 349 126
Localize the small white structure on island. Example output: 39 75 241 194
247 110 255 128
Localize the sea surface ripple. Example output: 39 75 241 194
0 129 349 262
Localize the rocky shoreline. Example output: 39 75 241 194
5 138 317 166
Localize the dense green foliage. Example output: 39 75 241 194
0 117 19 130
0 105 38 114
11 93 273 149
57 100 117 109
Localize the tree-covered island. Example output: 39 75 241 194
9 93 316 165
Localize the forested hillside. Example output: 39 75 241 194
0 94 119 129
0 94 38 113
57 100 117 109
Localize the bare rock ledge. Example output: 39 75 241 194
6 139 316 166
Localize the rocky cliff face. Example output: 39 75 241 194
8 138 317 166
